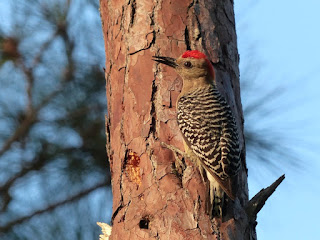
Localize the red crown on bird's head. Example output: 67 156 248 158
182 50 215 79
182 50 207 59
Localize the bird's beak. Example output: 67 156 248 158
152 56 178 68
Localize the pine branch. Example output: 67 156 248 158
246 174 285 222
0 181 108 233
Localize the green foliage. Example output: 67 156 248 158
0 0 110 239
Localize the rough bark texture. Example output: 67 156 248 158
100 0 256 239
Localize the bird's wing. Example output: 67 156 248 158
177 92 240 199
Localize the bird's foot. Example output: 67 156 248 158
161 142 187 174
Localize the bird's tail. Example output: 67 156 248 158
206 172 225 218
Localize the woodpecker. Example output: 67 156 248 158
153 50 241 217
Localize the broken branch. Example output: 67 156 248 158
246 174 285 221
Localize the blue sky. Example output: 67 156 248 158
235 0 320 239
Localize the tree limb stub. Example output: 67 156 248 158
246 174 285 222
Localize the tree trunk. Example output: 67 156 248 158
99 0 283 239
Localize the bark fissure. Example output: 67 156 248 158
111 204 124 224
129 31 156 55
184 26 191 50
115 6 125 39
148 77 158 138
129 0 136 27
187 0 203 51
105 115 111 164
111 148 128 224
122 199 132 226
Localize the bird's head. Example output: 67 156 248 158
153 50 215 82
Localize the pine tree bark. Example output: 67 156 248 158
100 0 283 239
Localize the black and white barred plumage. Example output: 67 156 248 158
177 84 240 181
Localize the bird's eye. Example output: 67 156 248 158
184 61 192 68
